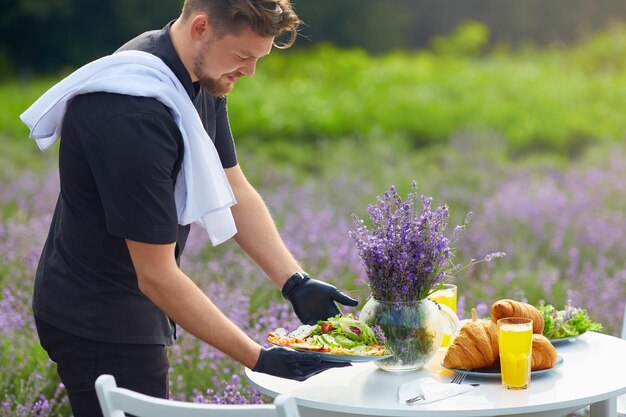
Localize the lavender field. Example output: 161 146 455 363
2 133 625 415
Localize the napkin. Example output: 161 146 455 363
398 377 475 405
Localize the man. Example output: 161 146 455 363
23 1 358 416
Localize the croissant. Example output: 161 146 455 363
443 320 499 370
490 299 545 334
531 334 558 370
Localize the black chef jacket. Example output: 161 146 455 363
32 20 237 345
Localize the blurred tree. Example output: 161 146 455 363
295 0 626 52
2 0 626 76
431 21 489 57
0 0 180 75
111 0 182 43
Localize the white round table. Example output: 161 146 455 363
245 332 626 417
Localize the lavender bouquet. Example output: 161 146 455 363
351 183 504 371
350 182 504 304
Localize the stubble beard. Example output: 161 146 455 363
197 72 232 97
194 40 234 97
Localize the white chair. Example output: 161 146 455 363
621 304 626 340
619 305 626 417
95 374 301 417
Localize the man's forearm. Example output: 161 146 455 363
226 165 302 288
224 166 359 326
126 240 262 369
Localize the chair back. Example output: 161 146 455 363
621 304 626 340
619 305 626 417
95 375 301 417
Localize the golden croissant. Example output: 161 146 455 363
490 299 545 334
443 320 499 370
531 334 558 370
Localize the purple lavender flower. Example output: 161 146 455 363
349 182 503 303
370 325 387 345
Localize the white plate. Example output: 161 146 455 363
549 331 586 345
269 342 391 363
302 351 393 363
443 356 564 379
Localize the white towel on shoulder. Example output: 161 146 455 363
20 50 237 246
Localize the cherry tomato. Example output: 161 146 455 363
277 337 291 347
320 323 334 334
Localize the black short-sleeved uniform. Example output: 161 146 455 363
32 21 237 345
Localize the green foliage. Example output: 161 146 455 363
4 23 626 172
0 78 59 177
0 333 70 416
566 23 626 73
226 22 626 158
0 78 57 140
431 20 490 57
6 0 626 75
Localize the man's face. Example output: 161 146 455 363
193 25 274 96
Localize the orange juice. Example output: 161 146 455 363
497 319 533 389
429 284 457 348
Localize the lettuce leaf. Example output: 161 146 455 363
313 314 382 345
539 304 602 339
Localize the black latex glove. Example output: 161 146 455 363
253 346 350 381
282 272 359 325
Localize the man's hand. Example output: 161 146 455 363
253 346 350 381
282 273 359 324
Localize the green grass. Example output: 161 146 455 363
0 77 59 177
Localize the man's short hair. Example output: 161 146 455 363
181 0 301 48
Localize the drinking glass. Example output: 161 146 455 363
497 317 533 390
428 284 457 348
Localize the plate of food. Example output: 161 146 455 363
443 301 566 380
286 350 392 363
548 332 586 345
442 356 564 379
539 303 601 345
267 314 391 363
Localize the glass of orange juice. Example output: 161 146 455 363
497 317 533 390
429 284 457 348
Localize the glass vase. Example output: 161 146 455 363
359 297 451 372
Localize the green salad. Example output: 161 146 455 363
539 304 602 339
269 313 387 356
306 314 382 350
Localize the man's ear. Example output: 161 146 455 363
188 13 212 41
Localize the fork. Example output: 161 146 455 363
405 373 477 405
450 372 467 384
